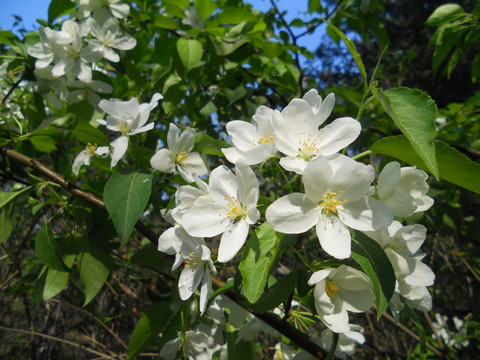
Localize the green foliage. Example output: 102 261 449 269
370 86 439 178
371 136 480 194
48 0 76 24
34 224 70 272
103 169 153 242
79 251 110 306
126 301 172 360
241 272 297 313
351 232 396 320
239 223 285 303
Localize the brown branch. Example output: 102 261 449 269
2 146 327 359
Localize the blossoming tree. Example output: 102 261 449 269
0 0 479 358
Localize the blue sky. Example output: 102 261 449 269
0 0 324 52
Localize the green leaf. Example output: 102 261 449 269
371 136 480 194
176 38 203 72
194 132 230 156
239 223 285 303
35 224 70 272
127 301 172 360
425 4 465 27
29 135 57 153
224 86 247 105
325 22 367 86
79 252 110 306
43 268 70 300
48 0 76 24
153 14 178 30
103 169 153 243
241 272 297 313
0 203 13 244
194 0 216 20
0 31 17 46
0 187 31 209
216 7 257 24
42 255 75 300
72 121 109 146
370 86 439 178
351 232 396 319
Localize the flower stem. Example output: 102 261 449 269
352 150 373 160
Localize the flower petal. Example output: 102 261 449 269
110 135 129 168
150 148 175 173
178 265 204 300
316 215 352 259
303 155 333 202
266 193 321 234
316 117 361 155
218 219 249 262
178 152 208 182
341 196 393 231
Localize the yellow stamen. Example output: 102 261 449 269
325 279 338 299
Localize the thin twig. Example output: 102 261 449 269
381 311 444 358
48 298 128 350
0 326 115 359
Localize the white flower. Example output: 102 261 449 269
273 342 297 360
160 328 213 360
66 79 113 107
222 105 280 165
318 325 365 360
97 93 162 167
150 123 208 183
159 226 216 314
86 17 136 62
308 265 374 333
364 221 435 317
51 20 101 82
182 160 260 262
237 315 278 342
28 27 63 69
76 0 130 24
266 155 393 259
272 92 361 174
432 314 470 349
171 177 211 224
376 162 434 217
72 143 110 175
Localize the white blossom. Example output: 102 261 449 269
150 123 208 183
86 17 136 62
364 221 435 317
376 162 434 217
266 155 393 259
72 143 110 175
318 325 365 359
308 265 374 333
182 160 260 262
222 105 280 165
272 92 361 174
97 93 162 167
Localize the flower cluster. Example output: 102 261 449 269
150 88 435 357
27 0 134 109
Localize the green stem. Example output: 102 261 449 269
352 150 373 160
356 95 375 122
325 332 339 360
271 158 292 193
290 246 314 271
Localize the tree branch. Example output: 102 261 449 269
1 146 327 359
